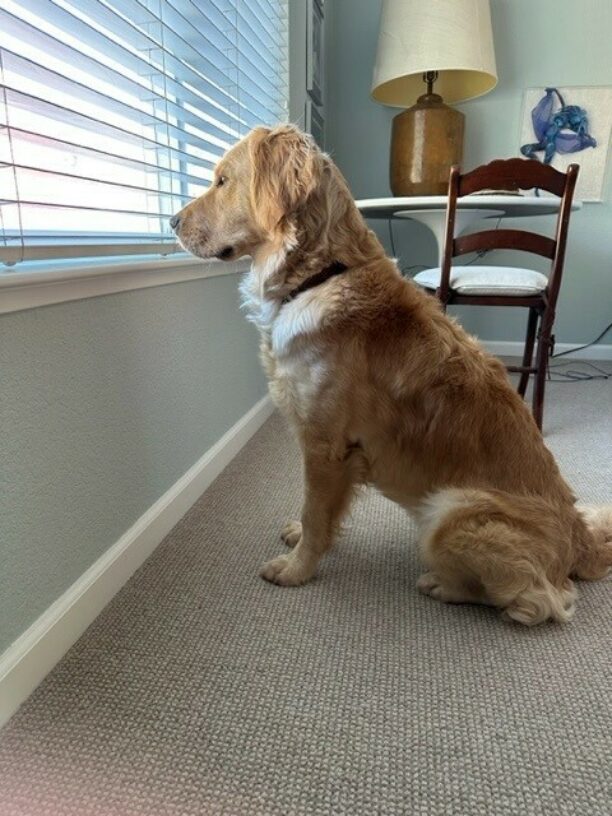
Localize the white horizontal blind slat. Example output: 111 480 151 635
42 0 254 129
0 0 288 266
0 0 237 135
110 0 286 121
0 47 232 154
0 7 243 146
164 0 285 100
166 0 287 101
5 126 212 187
1 89 218 173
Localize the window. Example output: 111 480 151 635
0 0 288 267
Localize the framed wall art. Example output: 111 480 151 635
519 86 612 201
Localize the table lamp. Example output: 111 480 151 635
371 0 497 196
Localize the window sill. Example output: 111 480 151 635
0 254 250 315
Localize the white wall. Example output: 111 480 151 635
0 273 267 654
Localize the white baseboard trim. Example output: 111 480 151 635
483 340 612 361
0 394 274 729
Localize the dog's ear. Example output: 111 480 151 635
250 125 320 235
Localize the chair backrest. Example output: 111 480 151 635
439 158 579 306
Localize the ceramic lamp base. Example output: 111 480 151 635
390 93 465 196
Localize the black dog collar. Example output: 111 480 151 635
283 261 348 303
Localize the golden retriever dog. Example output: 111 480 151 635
172 125 611 625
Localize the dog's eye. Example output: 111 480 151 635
216 176 227 188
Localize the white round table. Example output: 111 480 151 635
355 195 582 263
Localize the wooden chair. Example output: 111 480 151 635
413 158 579 430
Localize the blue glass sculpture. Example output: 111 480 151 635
521 87 596 165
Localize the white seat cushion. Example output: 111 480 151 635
413 266 548 296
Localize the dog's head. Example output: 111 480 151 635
171 125 322 262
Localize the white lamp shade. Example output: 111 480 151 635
372 0 498 106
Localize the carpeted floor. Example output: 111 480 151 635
1 372 611 815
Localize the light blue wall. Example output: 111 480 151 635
325 0 612 345
0 274 267 653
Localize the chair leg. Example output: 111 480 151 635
518 308 539 398
532 310 555 431
435 288 449 313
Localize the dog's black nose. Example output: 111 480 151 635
169 214 181 230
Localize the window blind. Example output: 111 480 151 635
0 0 288 266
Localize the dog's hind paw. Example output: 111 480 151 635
259 553 313 587
417 571 445 598
417 571 484 605
417 572 441 595
281 520 302 548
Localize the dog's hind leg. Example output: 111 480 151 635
260 448 358 586
418 488 576 625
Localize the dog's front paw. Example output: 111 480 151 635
281 520 302 548
259 553 313 587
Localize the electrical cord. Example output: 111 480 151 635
458 216 503 266
551 320 612 359
388 220 417 277
546 321 612 382
388 215 502 276
547 360 610 383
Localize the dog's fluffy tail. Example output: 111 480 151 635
574 504 612 580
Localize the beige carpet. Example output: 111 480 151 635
0 373 611 815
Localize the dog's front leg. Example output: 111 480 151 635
260 451 355 586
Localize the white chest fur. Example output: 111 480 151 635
240 261 331 358
270 290 328 357
240 262 331 417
